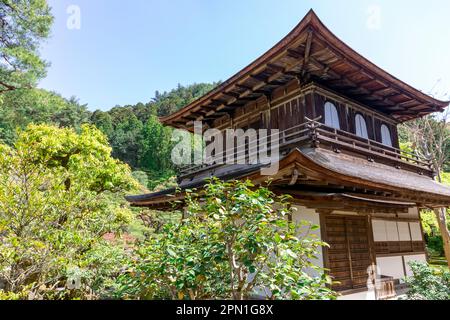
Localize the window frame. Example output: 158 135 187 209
354 113 369 139
380 124 392 147
324 101 340 130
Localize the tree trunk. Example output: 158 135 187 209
434 208 450 268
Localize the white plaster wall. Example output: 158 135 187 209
292 206 323 274
376 256 405 279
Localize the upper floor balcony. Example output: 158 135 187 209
177 118 435 184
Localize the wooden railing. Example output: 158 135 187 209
177 118 434 179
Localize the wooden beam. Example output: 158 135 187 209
235 83 254 91
304 29 313 63
267 63 285 73
249 74 268 85
222 91 240 99
287 48 304 59
371 87 393 96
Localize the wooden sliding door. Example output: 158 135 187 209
324 215 373 291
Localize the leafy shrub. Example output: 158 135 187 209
0 124 138 299
131 171 149 188
115 178 336 300
405 262 450 300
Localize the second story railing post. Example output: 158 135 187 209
305 116 322 148
177 117 435 180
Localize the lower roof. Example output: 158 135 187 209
126 148 450 209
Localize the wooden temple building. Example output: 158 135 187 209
126 10 450 299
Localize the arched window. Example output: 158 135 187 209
324 102 340 129
355 114 368 139
381 124 392 147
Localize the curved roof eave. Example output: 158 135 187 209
126 147 450 208
160 9 449 128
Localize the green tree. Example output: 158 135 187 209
400 112 450 267
115 179 335 300
0 89 90 144
50 96 91 129
0 124 138 299
131 102 154 124
87 83 217 177
139 115 174 180
91 110 114 137
154 83 218 117
108 108 143 169
405 262 450 300
131 170 149 188
0 0 53 93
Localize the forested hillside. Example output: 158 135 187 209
0 82 218 189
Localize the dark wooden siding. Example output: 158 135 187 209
337 101 348 132
229 88 400 148
291 96 304 127
347 107 356 134
270 104 278 130
390 124 400 148
267 94 309 131
373 118 382 142
325 215 372 292
365 113 375 140
305 93 315 119
315 94 325 123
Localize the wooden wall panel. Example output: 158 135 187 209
291 98 301 127
297 96 305 125
286 101 292 131
281 102 289 131
391 124 400 149
325 215 371 292
374 118 382 142
270 104 278 130
304 93 315 119
347 107 356 134
337 102 348 132
365 113 375 140
314 94 325 123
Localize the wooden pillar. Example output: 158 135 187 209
434 207 450 268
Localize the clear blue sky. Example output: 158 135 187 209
38 0 450 111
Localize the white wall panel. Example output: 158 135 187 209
397 222 411 241
409 222 423 241
372 220 387 242
376 256 405 279
385 221 399 241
